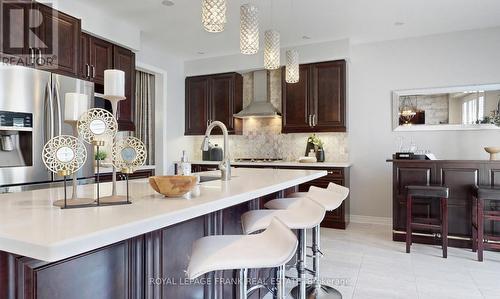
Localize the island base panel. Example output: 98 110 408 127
0 199 274 299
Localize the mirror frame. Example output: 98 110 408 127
392 84 500 131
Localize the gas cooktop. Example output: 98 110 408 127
233 158 284 163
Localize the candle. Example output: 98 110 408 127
104 69 125 99
64 93 88 122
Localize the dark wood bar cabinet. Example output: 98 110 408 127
388 159 500 248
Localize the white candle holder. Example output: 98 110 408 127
104 69 126 199
64 92 89 202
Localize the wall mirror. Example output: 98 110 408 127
392 84 500 131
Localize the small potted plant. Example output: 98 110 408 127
305 134 325 162
94 150 107 167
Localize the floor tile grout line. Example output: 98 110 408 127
351 224 370 299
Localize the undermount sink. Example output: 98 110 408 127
198 176 221 183
198 175 238 183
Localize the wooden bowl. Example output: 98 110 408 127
149 175 197 197
485 147 500 160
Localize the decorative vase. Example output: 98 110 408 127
316 149 325 162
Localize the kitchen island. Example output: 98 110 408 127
0 168 326 299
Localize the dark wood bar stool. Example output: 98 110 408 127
472 185 500 262
406 185 449 258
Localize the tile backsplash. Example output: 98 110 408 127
184 69 349 162
188 118 349 162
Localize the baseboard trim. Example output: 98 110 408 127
350 215 392 226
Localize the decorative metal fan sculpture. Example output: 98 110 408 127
42 135 87 176
112 137 147 173
77 108 117 145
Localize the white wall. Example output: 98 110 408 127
349 27 500 217
136 34 185 175
54 0 141 50
185 39 350 76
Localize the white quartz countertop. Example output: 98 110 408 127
96 164 156 174
178 160 352 168
0 168 326 262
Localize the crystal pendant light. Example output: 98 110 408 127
240 4 259 55
285 49 299 83
202 0 227 33
264 30 280 69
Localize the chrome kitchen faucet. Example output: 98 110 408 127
200 121 231 181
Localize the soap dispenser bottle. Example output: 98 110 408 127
179 150 191 176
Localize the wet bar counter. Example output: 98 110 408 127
388 159 500 247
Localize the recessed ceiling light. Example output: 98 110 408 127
302 35 311 40
197 51 205 55
161 0 175 7
394 22 405 26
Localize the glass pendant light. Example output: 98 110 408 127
240 4 259 55
285 49 299 83
264 30 280 69
202 0 227 33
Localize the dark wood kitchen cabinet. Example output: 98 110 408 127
185 72 243 135
1 2 81 76
113 45 136 131
1 0 32 59
81 33 136 131
80 32 113 85
34 3 81 77
282 60 346 133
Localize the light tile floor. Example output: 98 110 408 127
277 223 500 299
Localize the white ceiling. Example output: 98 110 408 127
77 0 500 60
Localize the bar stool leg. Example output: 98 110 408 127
478 198 484 262
472 195 477 253
406 195 412 253
291 229 307 299
441 197 448 258
303 225 342 299
277 265 286 299
239 268 248 299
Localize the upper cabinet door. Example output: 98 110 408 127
210 73 242 134
113 45 135 131
88 36 113 85
185 77 210 135
310 60 346 132
79 33 90 79
1 1 33 62
35 3 81 76
282 65 312 133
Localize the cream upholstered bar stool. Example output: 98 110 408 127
186 218 298 299
241 198 326 299
265 183 349 299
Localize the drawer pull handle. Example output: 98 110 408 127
327 171 334 174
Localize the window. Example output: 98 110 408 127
462 93 484 124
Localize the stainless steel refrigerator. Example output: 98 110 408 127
0 65 94 188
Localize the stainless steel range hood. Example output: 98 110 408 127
233 70 281 118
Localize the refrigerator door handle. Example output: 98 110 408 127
44 81 54 143
53 79 62 136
